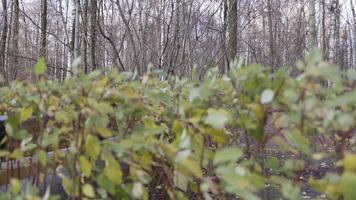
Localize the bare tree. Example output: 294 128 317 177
39 0 47 59
10 0 20 80
81 0 88 73
309 0 316 49
74 0 80 59
330 0 341 64
1 0 354 80
0 0 8 82
227 0 237 69
267 0 274 69
89 0 97 70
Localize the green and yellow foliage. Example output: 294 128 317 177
0 51 355 199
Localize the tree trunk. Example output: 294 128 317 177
116 0 140 75
330 0 340 65
39 0 47 59
82 0 88 73
0 0 8 83
74 0 80 60
11 0 20 80
227 0 237 70
220 0 228 74
308 0 316 49
90 0 97 71
267 0 274 70
350 0 356 68
321 0 327 58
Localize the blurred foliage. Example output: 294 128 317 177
0 50 355 199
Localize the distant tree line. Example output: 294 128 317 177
0 0 355 82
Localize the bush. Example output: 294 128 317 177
0 51 355 199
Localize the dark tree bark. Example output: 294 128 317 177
330 0 340 64
39 0 47 59
90 0 97 70
267 0 274 69
74 0 80 59
11 0 20 80
308 0 316 49
0 0 8 83
82 0 88 73
227 0 237 70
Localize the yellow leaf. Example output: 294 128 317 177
103 153 122 185
176 158 202 178
79 156 92 177
85 135 101 160
97 128 113 138
343 154 356 173
10 179 21 193
37 150 47 166
20 107 33 122
82 183 95 198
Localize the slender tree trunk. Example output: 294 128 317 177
267 0 274 70
321 0 327 58
308 0 316 49
66 2 76 79
220 0 228 74
74 0 80 59
116 0 140 75
351 0 356 68
0 0 8 83
82 0 88 73
227 0 237 70
39 0 47 59
330 0 340 64
11 0 20 80
90 0 97 70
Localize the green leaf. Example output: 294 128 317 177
82 183 95 198
10 179 21 193
285 130 310 155
85 113 109 128
328 91 356 106
34 58 47 75
176 158 203 178
172 120 184 135
62 177 74 195
88 99 113 114
103 153 122 185
265 157 279 170
85 135 101 160
343 154 356 173
340 172 356 200
174 171 189 191
5 115 20 137
281 181 300 200
204 108 231 130
20 107 33 122
337 113 354 132
213 147 243 165
20 141 37 151
79 156 92 177
97 128 113 138
55 111 73 124
132 182 144 199
96 174 116 195
260 89 275 104
37 150 47 166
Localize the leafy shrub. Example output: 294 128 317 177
0 51 355 199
